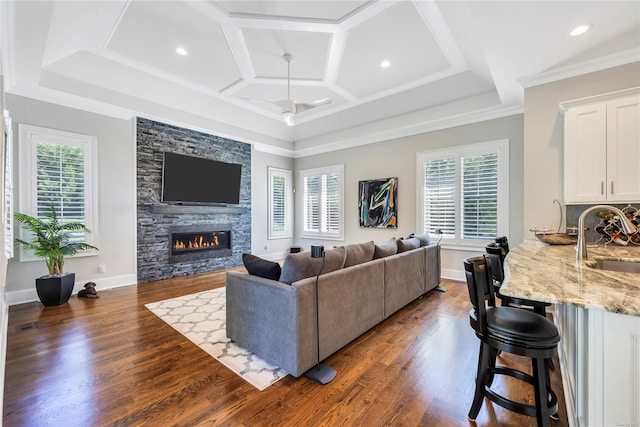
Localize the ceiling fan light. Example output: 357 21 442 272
283 112 295 126
570 24 591 36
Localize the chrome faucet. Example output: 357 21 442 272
576 205 638 260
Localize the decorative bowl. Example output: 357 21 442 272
530 228 578 245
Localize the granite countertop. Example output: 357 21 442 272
500 240 640 317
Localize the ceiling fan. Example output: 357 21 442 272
251 53 332 126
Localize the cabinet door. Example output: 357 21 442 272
606 96 640 202
564 103 607 203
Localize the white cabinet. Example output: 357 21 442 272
554 304 640 427
562 89 640 204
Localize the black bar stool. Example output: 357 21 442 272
464 255 559 427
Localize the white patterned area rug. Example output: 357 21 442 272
145 287 287 391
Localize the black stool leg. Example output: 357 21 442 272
532 357 550 427
486 346 498 387
468 342 490 421
543 357 559 420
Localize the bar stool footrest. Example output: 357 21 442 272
484 366 558 418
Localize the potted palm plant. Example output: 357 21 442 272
14 206 99 306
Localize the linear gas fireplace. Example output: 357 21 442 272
169 224 232 264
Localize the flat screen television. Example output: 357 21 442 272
161 152 242 205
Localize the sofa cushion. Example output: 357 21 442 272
397 237 421 253
242 253 281 281
408 233 431 247
344 240 375 267
279 247 347 285
373 237 398 259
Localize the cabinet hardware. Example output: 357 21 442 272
601 182 604 195
611 181 614 194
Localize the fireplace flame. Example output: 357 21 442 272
173 235 220 251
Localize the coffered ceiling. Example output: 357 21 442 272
1 1 639 156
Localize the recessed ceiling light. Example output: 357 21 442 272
380 60 391 68
176 47 188 56
570 24 591 36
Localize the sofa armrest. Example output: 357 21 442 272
424 244 441 292
226 271 317 377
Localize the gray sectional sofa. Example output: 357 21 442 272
226 236 440 377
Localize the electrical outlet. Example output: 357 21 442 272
98 264 106 273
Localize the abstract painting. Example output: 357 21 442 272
359 177 398 228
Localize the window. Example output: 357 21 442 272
18 124 98 260
301 164 344 240
268 167 293 239
417 140 508 247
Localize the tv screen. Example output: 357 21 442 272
161 152 242 205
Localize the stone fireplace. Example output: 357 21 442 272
136 118 251 283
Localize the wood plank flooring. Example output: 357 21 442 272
3 269 567 426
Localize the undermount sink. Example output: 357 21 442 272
587 258 640 274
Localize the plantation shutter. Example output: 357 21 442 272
268 167 292 239
35 141 86 241
418 140 507 245
424 158 456 237
304 175 321 233
272 175 286 232
461 153 498 239
324 172 341 234
302 165 343 239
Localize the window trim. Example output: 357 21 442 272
416 139 509 249
300 164 344 241
18 124 99 262
268 166 293 240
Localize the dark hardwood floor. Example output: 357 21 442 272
3 269 567 427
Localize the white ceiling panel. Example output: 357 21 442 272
241 29 331 79
107 1 240 91
337 1 450 97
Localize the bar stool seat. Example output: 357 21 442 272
464 255 560 427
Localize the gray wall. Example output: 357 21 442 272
250 148 295 259
5 94 137 301
523 62 640 239
293 114 525 279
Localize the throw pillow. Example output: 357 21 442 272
344 240 375 267
279 246 347 285
373 237 398 259
397 237 421 253
408 233 431 247
242 253 282 281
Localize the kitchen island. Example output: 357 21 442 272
500 240 640 427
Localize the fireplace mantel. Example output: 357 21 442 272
150 204 249 215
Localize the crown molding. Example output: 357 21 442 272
518 48 640 89
293 104 523 158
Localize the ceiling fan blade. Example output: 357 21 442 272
242 98 283 114
296 97 332 113
283 112 296 126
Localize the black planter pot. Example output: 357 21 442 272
35 273 76 306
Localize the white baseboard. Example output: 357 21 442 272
257 251 288 262
6 273 138 306
441 268 465 282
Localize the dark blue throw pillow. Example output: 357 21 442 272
242 253 281 281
